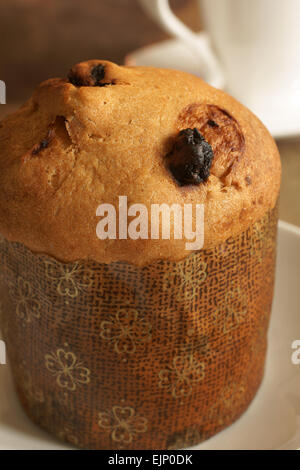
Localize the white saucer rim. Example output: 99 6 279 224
124 31 208 66
279 219 300 235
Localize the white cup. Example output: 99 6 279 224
139 0 300 130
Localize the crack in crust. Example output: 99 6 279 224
177 104 245 182
21 116 78 193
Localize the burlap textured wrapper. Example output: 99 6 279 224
0 204 278 449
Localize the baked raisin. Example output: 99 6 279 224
177 104 245 179
91 64 106 86
207 119 219 128
167 128 214 186
68 63 112 87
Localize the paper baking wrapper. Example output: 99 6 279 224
0 204 278 449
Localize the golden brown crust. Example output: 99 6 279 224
0 60 281 265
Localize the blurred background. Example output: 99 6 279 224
0 0 201 102
0 0 298 226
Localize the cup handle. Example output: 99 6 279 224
138 0 225 89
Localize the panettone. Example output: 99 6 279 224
0 61 281 449
0 60 280 264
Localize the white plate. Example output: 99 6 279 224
0 220 300 450
125 33 300 140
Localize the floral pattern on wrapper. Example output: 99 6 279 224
98 405 148 445
45 347 90 391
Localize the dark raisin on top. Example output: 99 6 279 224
68 63 113 87
207 119 219 128
177 104 245 179
90 64 106 86
167 128 214 186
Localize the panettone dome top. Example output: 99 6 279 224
0 60 281 264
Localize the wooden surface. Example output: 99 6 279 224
0 0 299 227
